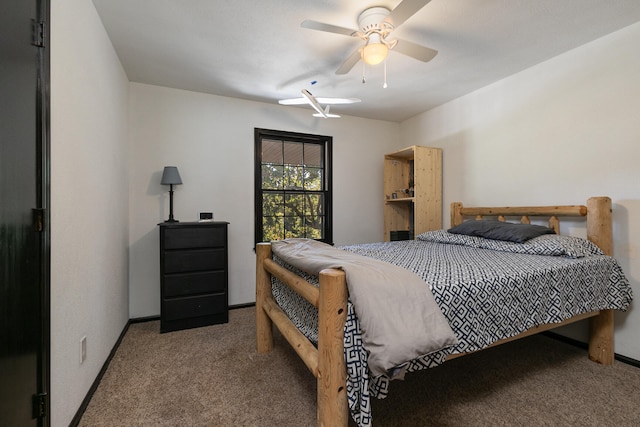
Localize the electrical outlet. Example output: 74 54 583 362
80 336 87 364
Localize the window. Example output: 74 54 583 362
255 128 332 245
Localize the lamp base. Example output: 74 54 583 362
165 187 179 223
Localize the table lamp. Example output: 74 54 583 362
161 166 182 222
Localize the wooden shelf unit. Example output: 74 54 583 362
383 145 442 241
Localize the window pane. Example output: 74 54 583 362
305 193 323 217
304 144 322 167
283 141 303 166
263 191 284 242
262 164 284 190
262 139 283 164
284 216 303 239
262 193 284 217
305 215 324 239
263 216 284 242
285 165 304 190
284 193 303 218
304 167 323 191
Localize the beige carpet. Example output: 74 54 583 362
79 307 640 426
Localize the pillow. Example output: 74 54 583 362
417 229 605 258
447 220 556 243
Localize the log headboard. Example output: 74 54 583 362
450 196 612 256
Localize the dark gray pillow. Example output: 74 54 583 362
447 220 556 243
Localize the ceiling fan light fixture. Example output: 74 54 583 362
362 42 388 65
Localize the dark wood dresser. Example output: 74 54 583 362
158 221 229 333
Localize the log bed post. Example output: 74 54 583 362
256 243 274 353
451 202 464 227
586 197 615 365
317 269 349 427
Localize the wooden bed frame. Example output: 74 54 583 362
255 196 616 427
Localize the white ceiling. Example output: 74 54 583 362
92 0 640 122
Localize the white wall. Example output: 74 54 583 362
128 83 399 317
400 22 640 360
50 0 130 425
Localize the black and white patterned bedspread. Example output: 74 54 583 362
270 235 633 427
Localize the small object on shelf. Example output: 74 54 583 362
390 230 411 241
199 212 214 222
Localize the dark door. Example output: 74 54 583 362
0 0 50 425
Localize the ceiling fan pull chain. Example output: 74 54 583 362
383 60 388 88
362 59 366 84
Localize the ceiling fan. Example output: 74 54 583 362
301 0 437 75
278 89 361 118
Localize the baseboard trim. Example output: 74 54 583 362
129 314 160 323
543 331 640 368
615 353 640 368
69 319 131 427
128 304 254 324
230 302 256 310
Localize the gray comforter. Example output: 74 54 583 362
271 238 457 376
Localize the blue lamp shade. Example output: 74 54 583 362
161 166 183 186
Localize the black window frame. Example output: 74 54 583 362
254 128 333 245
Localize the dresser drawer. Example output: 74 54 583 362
163 271 226 297
162 294 227 321
163 248 226 273
163 226 225 249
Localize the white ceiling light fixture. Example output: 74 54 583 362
358 8 395 66
362 43 387 65
362 35 389 66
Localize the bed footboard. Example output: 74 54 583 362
255 242 349 427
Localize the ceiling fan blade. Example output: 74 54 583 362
313 113 341 118
384 0 431 28
278 98 307 105
335 49 362 75
301 20 356 37
393 38 438 62
315 97 361 105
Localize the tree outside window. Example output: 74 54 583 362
255 129 332 245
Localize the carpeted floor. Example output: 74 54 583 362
79 307 640 426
